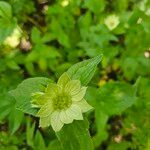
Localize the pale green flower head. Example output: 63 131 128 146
3 27 22 48
104 14 120 31
61 0 70 7
31 72 93 132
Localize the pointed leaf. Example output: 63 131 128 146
9 77 52 116
67 55 102 85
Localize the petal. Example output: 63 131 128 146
65 80 81 95
31 92 44 98
75 99 93 113
51 111 64 132
72 87 87 101
39 116 51 127
66 104 83 120
36 101 53 117
57 72 70 88
60 110 73 124
45 83 61 97
31 92 49 108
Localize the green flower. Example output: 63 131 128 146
31 72 93 132
4 27 22 48
104 14 120 31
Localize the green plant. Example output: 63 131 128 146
0 0 150 150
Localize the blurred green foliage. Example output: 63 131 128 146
0 0 150 149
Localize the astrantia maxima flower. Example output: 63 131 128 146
61 0 69 7
104 14 120 31
31 72 93 132
3 27 22 48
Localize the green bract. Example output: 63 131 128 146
31 72 93 132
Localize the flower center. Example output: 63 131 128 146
110 21 115 26
52 93 72 110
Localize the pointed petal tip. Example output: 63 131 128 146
51 111 64 132
57 72 71 87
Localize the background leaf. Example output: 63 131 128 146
0 1 12 19
97 82 137 115
86 81 138 147
8 107 23 134
0 1 17 43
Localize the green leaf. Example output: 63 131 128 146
84 0 106 14
26 118 35 148
31 27 41 44
33 130 46 150
78 11 92 30
51 19 70 48
0 1 12 19
0 1 17 43
9 77 52 116
48 140 62 150
0 86 23 135
88 82 137 116
0 18 17 43
85 81 138 148
107 141 130 150
8 107 23 134
56 119 93 150
0 94 12 121
85 87 108 147
67 55 103 85
92 111 108 147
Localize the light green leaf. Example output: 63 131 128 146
9 77 52 116
67 55 102 85
56 119 94 150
